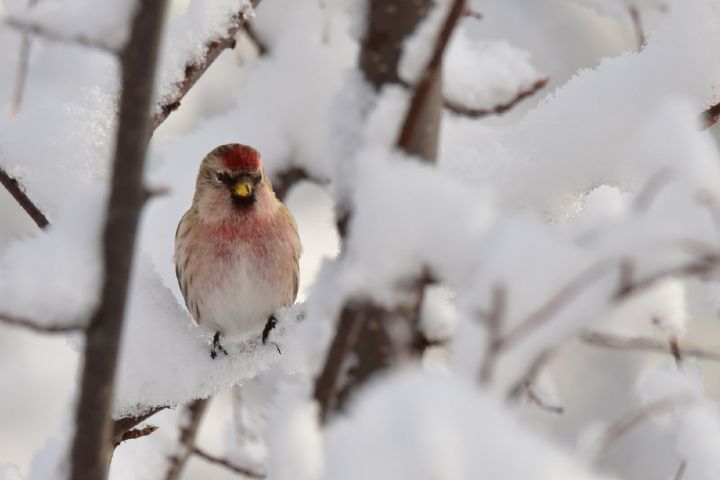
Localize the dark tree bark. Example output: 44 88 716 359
69 2 168 479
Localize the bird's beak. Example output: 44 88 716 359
233 177 254 198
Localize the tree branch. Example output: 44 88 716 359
3 15 119 54
578 330 720 362
191 447 265 479
69 2 167 479
151 0 262 131
396 0 466 160
0 167 49 229
164 399 209 480
113 425 158 447
111 406 168 447
443 77 548 118
0 312 83 334
702 102 720 129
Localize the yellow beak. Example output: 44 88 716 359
233 178 253 198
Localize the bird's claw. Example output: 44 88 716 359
210 331 228 359
262 316 282 355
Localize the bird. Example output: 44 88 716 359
174 144 301 358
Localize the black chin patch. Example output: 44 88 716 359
231 193 257 208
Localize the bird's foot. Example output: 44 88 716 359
262 316 282 355
210 331 228 359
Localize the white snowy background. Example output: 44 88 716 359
1 0 720 479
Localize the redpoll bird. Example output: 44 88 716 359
174 144 301 358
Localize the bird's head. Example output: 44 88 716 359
193 144 274 222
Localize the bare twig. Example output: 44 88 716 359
0 312 83 334
191 447 265 479
632 168 672 212
477 285 506 384
272 167 327 203
628 6 645 50
3 15 119 54
444 77 549 118
69 2 167 479
112 406 168 446
674 461 687 480
397 0 466 160
9 0 38 117
114 425 158 447
506 347 560 401
0 167 49 229
594 395 696 456
241 22 268 56
164 399 209 480
579 330 720 362
527 388 564 415
151 0 262 130
463 8 482 20
499 261 615 351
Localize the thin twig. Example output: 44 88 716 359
527 388 564 415
628 6 645 50
477 285 506 384
164 399 209 480
0 312 83 333
0 167 49 229
241 22 268 56
114 425 158 447
3 15 119 54
9 0 38 117
444 77 549 118
578 331 720 362
191 447 265 478
112 406 169 446
594 395 696 457
674 460 687 480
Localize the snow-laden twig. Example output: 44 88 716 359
151 0 263 131
578 331 720 362
112 406 168 447
191 446 265 479
0 312 83 333
113 425 158 447
444 77 548 118
69 2 168 478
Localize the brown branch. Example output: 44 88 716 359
674 461 687 480
477 285 507 384
112 406 168 446
0 312 83 334
594 395 696 456
9 0 38 117
0 167 49 229
191 447 265 478
272 167 327 203
3 15 119 54
396 0 466 160
151 0 262 131
444 77 549 118
703 102 720 129
578 330 720 362
313 300 377 423
527 388 564 415
628 6 645 50
164 399 209 480
69 2 168 479
241 22 268 56
113 425 158 447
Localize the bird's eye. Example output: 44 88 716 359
212 171 225 186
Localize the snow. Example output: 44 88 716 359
325 369 613 480
2 0 137 51
0 465 22 480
